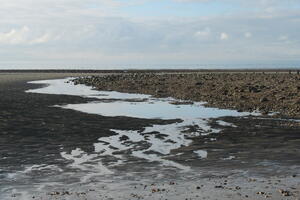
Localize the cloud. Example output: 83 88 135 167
0 0 299 67
220 32 229 40
0 26 30 45
30 33 52 44
0 26 52 45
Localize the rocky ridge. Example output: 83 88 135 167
73 72 300 118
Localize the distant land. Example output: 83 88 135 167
0 63 300 70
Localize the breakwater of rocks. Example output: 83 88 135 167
73 72 300 118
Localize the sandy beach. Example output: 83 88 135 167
0 71 299 200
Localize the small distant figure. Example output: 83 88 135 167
289 70 291 74
297 70 300 75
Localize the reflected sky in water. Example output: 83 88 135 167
63 100 251 120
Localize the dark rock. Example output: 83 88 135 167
260 97 269 102
119 135 129 141
215 185 224 189
235 186 241 190
155 89 164 94
278 189 292 196
239 95 247 100
248 86 260 93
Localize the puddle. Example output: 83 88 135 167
62 100 249 120
27 78 150 99
25 78 258 174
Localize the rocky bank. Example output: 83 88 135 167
73 72 300 118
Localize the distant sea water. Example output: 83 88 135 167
0 63 299 70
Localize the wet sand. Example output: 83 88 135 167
0 71 299 200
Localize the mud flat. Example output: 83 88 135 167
74 72 300 118
0 72 299 200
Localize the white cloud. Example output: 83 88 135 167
0 26 30 45
30 33 52 44
220 32 229 40
0 26 52 45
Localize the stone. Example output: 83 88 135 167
260 97 269 102
119 135 129 141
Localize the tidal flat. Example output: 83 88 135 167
0 71 299 200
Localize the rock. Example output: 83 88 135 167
71 72 300 118
155 89 164 94
170 101 194 105
279 189 292 196
239 95 247 100
215 185 224 189
294 99 300 105
257 192 265 195
222 90 229 95
248 86 260 93
62 191 71 195
119 135 129 141
260 97 269 102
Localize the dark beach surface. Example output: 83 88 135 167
0 71 299 200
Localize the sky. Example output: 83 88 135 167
0 0 300 69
